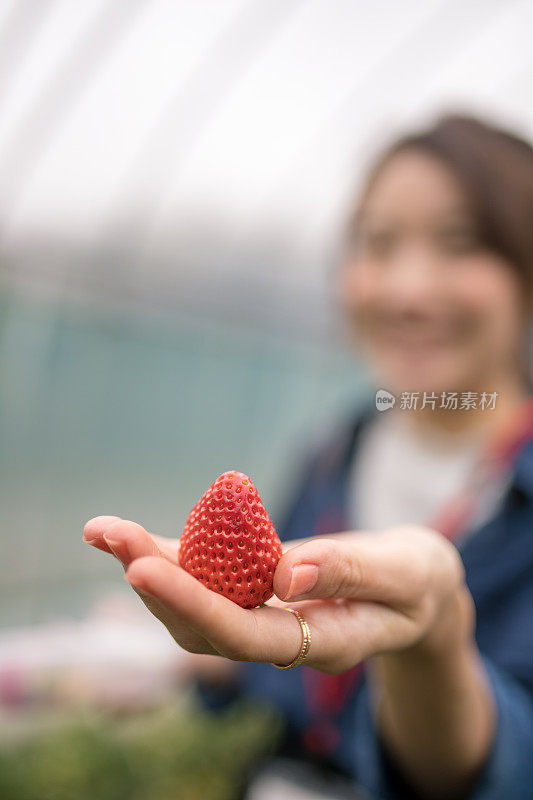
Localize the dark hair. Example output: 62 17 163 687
357 114 533 297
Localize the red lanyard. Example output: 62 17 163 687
302 397 533 756
430 397 533 541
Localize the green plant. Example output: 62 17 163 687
0 700 282 800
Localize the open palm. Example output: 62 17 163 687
83 516 464 673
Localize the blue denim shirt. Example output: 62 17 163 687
201 404 533 799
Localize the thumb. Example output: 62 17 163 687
274 527 461 607
274 537 363 602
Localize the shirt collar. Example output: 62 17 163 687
339 399 533 504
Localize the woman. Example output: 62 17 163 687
84 114 533 800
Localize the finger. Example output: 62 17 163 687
125 556 317 666
273 527 462 606
102 519 172 568
83 517 179 565
131 582 217 655
125 556 250 653
125 556 421 671
84 517 209 653
83 515 122 553
151 533 180 563
113 536 216 654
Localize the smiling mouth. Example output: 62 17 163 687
382 330 455 347
371 312 477 344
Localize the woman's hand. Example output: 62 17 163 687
83 517 467 673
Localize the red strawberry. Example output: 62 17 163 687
178 471 283 608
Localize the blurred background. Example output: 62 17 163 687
1 1 532 797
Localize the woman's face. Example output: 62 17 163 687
339 150 525 396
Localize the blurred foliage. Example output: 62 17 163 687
0 701 282 800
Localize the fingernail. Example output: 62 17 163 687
83 535 98 545
285 564 318 600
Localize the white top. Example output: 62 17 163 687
348 411 506 533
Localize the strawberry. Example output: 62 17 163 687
178 471 283 608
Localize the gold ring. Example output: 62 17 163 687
271 608 311 670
